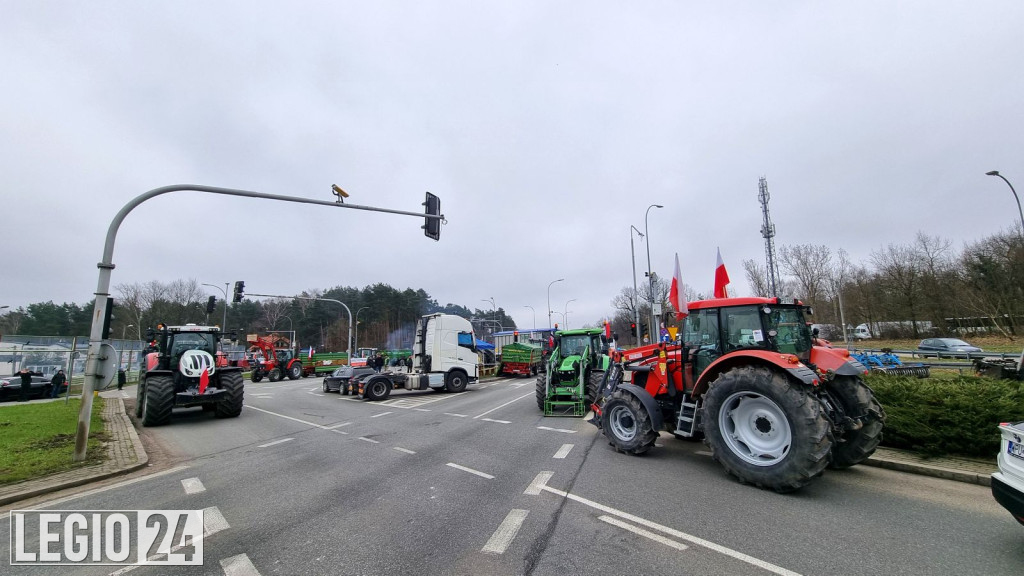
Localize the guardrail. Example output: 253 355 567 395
852 347 1020 362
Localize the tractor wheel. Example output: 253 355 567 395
602 390 658 455
445 370 468 393
703 366 832 493
268 368 282 382
135 378 145 418
287 362 302 380
826 375 885 469
215 371 244 418
141 375 174 427
586 371 604 406
363 376 391 401
250 371 263 383
535 376 546 410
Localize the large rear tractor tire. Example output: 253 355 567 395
826 376 885 469
363 376 392 401
268 368 282 382
535 376 546 410
287 362 302 380
135 378 145 418
444 370 468 393
215 371 244 418
602 390 658 455
703 366 832 493
586 371 604 406
141 375 174 427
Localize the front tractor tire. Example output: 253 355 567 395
287 362 303 380
215 371 244 418
535 376 546 410
141 375 174 427
702 366 832 493
250 371 263 383
268 367 282 382
586 371 604 406
826 376 885 469
602 390 658 455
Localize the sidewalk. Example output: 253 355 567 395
0 387 148 506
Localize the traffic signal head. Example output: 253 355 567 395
630 322 636 331
206 296 217 314
233 281 245 303
423 192 441 241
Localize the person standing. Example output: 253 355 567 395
15 367 42 402
49 369 67 399
117 369 127 391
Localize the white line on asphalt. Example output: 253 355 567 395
221 553 262 576
413 408 431 411
331 429 349 435
531 481 801 576
473 392 534 419
537 426 576 434
524 471 554 495
306 392 324 396
371 411 393 418
251 394 273 398
695 450 712 456
553 444 574 459
181 477 206 494
257 438 295 448
246 405 338 430
444 412 468 417
393 447 416 454
481 509 530 554
481 418 511 424
446 462 495 479
308 386 320 392
359 437 381 444
599 515 689 551
342 397 362 402
325 422 351 429
108 506 229 575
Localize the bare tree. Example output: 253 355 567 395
260 299 291 334
871 243 926 337
743 259 769 297
779 244 833 311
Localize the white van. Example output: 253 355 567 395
853 324 871 340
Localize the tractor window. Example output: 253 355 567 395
170 333 215 358
722 306 765 351
763 307 812 357
685 309 721 376
559 335 589 358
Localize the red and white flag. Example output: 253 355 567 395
714 247 731 299
198 368 209 395
308 346 314 360
669 252 688 320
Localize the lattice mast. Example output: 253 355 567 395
759 176 781 297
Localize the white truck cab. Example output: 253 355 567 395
411 313 478 389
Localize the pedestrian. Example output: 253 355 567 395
405 355 412 373
15 367 42 402
49 369 67 399
117 369 127 391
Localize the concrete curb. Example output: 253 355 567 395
864 452 994 487
0 397 149 506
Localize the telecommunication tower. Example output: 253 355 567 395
759 176 781 297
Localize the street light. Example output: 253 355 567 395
645 204 663 341
202 282 229 329
354 306 369 354
524 305 536 330
122 324 133 340
547 279 564 330
482 297 496 333
986 171 1024 237
630 225 644 345
564 299 576 330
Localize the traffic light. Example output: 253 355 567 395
233 281 245 303
206 296 217 314
630 322 636 331
423 192 441 241
101 298 115 340
513 330 519 342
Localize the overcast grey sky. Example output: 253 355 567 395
2 1 1022 331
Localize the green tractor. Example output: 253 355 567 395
535 328 611 416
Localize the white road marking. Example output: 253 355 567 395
342 397 362 402
181 477 206 494
446 462 495 479
413 408 431 412
599 515 689 551
473 392 534 419
251 394 273 398
108 506 228 575
530 480 801 576
481 418 511 424
537 426 576 434
221 553 262 576
331 429 349 435
325 422 351 429
257 438 295 448
371 411 393 418
393 447 416 454
553 444 574 459
444 412 468 417
308 386 320 392
481 509 530 554
359 437 381 444
306 391 324 396
695 450 712 456
524 471 554 495
246 405 341 430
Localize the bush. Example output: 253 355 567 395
866 372 1024 459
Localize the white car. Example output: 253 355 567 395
992 421 1024 526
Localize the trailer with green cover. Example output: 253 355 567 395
500 342 542 376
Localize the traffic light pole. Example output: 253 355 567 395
74 184 442 462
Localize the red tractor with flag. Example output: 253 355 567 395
135 324 244 426
590 296 885 492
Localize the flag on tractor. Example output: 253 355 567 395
199 368 209 394
714 247 730 298
669 252 688 320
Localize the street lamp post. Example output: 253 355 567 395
564 299 576 330
547 279 564 330
524 305 535 330
482 298 496 335
986 171 1024 237
354 306 369 354
644 204 663 342
630 225 644 345
122 324 133 340
202 282 229 330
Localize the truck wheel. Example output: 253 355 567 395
445 371 468 393
250 371 263 383
586 371 604 406
602 390 658 455
287 362 302 380
141 375 174 427
268 368 282 382
363 376 391 401
826 376 885 469
215 371 244 418
536 376 546 410
703 366 831 493
135 378 145 418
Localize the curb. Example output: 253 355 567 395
863 453 993 487
0 398 149 506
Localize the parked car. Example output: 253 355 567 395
992 421 1024 526
0 374 64 401
917 338 983 357
322 366 376 394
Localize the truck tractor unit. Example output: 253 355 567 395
248 335 304 382
536 328 611 416
500 340 543 376
591 297 885 492
135 324 244 426
351 314 479 401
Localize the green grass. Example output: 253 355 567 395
0 398 108 486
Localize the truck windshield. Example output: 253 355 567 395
763 306 812 357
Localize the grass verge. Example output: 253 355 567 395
0 398 108 486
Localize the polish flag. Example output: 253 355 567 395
308 346 314 360
714 247 731 299
669 253 688 320
199 368 209 395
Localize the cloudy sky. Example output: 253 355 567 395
2 1 1022 331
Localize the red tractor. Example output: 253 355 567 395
591 296 885 493
248 336 304 382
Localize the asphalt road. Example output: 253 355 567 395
3 375 1022 575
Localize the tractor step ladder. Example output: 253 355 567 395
674 395 701 437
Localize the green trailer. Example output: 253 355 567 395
300 351 351 376
500 342 542 376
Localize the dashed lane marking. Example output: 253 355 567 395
331 429 349 435
306 391 324 396
359 437 381 444
599 515 689 551
393 447 416 454
221 553 262 576
481 509 529 554
325 422 351 429
413 408 431 412
481 418 511 424
371 411 393 418
537 426 576 434
524 471 554 495
446 463 494 479
181 477 206 494
258 438 295 448
108 506 229 575
247 405 345 431
473 392 534 419
553 444 574 459
444 413 468 418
